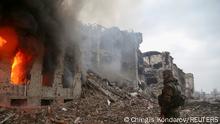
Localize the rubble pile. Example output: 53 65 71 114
181 101 220 118
0 72 159 124
147 83 163 99
0 72 218 124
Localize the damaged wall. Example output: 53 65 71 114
140 51 194 97
0 54 82 106
0 0 83 106
185 73 194 98
80 24 142 88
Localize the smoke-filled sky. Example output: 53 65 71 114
79 0 220 93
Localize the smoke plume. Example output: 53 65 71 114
79 0 143 27
0 0 83 86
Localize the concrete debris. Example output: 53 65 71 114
129 92 138 97
107 100 111 106
0 113 15 124
74 117 80 124
0 72 159 124
181 101 220 118
61 108 67 112
87 78 119 102
0 72 218 124
86 70 131 101
147 103 154 110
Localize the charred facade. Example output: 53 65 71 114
139 51 194 97
80 24 142 88
0 0 82 106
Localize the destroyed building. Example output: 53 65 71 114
0 0 194 107
139 51 194 97
0 0 142 107
0 18 194 107
185 73 194 98
0 20 142 106
80 24 142 88
0 52 82 106
0 0 82 107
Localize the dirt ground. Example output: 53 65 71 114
0 72 219 124
1 88 220 124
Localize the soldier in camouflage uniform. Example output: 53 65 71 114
158 70 185 123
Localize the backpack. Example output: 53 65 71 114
169 82 185 107
158 81 186 108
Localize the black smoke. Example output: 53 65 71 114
0 0 82 86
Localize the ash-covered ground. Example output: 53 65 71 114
0 73 219 124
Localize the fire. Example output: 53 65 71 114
11 51 32 85
0 27 33 85
0 27 18 57
0 36 7 47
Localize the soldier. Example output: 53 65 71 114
158 70 185 123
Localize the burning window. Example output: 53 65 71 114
0 27 33 85
0 27 18 57
0 36 7 47
42 73 54 87
10 50 32 85
42 53 55 87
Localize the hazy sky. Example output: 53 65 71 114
79 0 220 93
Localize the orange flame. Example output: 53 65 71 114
0 36 7 47
11 51 32 85
0 27 18 57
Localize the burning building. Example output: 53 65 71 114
0 0 142 106
0 0 194 107
0 0 82 106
